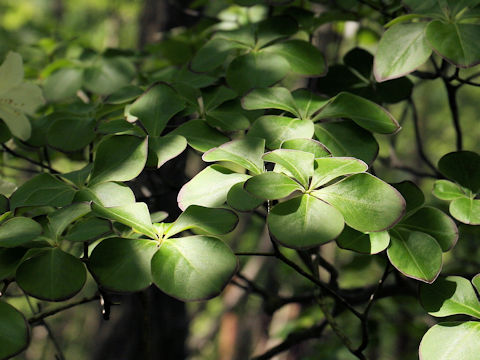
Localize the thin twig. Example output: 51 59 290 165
443 81 462 150
2 144 59 173
42 320 66 360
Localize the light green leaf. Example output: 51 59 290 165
281 138 331 157
336 227 390 254
149 135 187 168
0 52 23 95
433 180 468 200
387 230 442 283
314 92 400 134
419 322 480 360
16 248 86 301
264 40 326 76
0 217 42 247
244 172 303 200
314 121 379 164
248 115 314 149
89 237 158 292
0 106 31 141
77 181 135 207
263 149 314 188
242 87 300 117
10 173 76 210
89 135 148 186
374 22 432 82
426 21 480 68
165 206 238 238
43 68 83 101
202 137 265 175
47 203 91 239
449 198 480 225
311 157 368 189
226 52 290 94
438 151 480 193
313 173 405 232
171 119 230 152
151 235 237 301
64 217 111 242
291 89 329 120
226 182 264 211
0 301 29 360
92 202 157 239
268 194 344 249
399 206 458 252
420 276 480 318
178 165 250 211
129 83 185 137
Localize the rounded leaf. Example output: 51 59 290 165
449 198 480 225
89 237 158 292
151 235 237 301
0 217 42 247
0 301 29 360
336 227 390 255
226 182 264 212
16 248 86 301
268 194 344 249
438 151 480 193
244 172 303 200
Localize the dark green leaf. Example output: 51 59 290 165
64 217 111 242
43 68 83 101
392 181 425 216
0 301 29 360
0 217 42 247
149 135 187 168
438 151 480 193
336 227 390 254
171 120 230 152
47 203 91 239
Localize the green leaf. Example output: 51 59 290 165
313 173 405 232
392 181 425 216
473 273 480 294
205 100 251 131
268 194 344 249
171 119 230 152
60 164 93 187
16 248 86 301
149 135 187 168
151 235 237 301
64 217 111 242
426 21 480 68
0 217 42 247
89 135 148 186
202 86 237 112
83 57 135 95
314 121 379 164
419 322 480 360
387 230 442 283
399 207 458 252
311 157 368 189
255 16 298 48
433 180 468 200
244 172 303 200
449 198 480 225
129 83 185 137
336 227 390 254
314 92 400 134
242 87 300 117
47 203 91 239
281 138 331 157
165 206 238 238
263 149 314 188
0 301 29 360
202 137 265 175
10 174 75 211
291 89 329 120
438 151 480 193
89 237 158 292
47 117 96 152
43 67 83 101
226 182 264 212
178 165 250 211
226 52 290 94
248 116 314 149
190 38 243 72
76 181 135 207
420 276 480 318
374 23 432 82
106 85 143 104
264 40 326 76
92 202 157 239
0 248 27 280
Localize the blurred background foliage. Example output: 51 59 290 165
1 1 480 359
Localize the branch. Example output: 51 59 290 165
2 144 59 174
443 81 462 150
28 294 100 324
251 321 328 360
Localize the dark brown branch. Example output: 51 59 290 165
251 321 328 360
28 294 100 324
444 81 462 150
2 144 59 174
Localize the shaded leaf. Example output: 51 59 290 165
149 135 187 168
226 182 264 211
171 120 229 152
336 227 390 254
311 157 367 189
438 151 480 193
0 217 42 248
0 301 29 360
244 172 303 200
